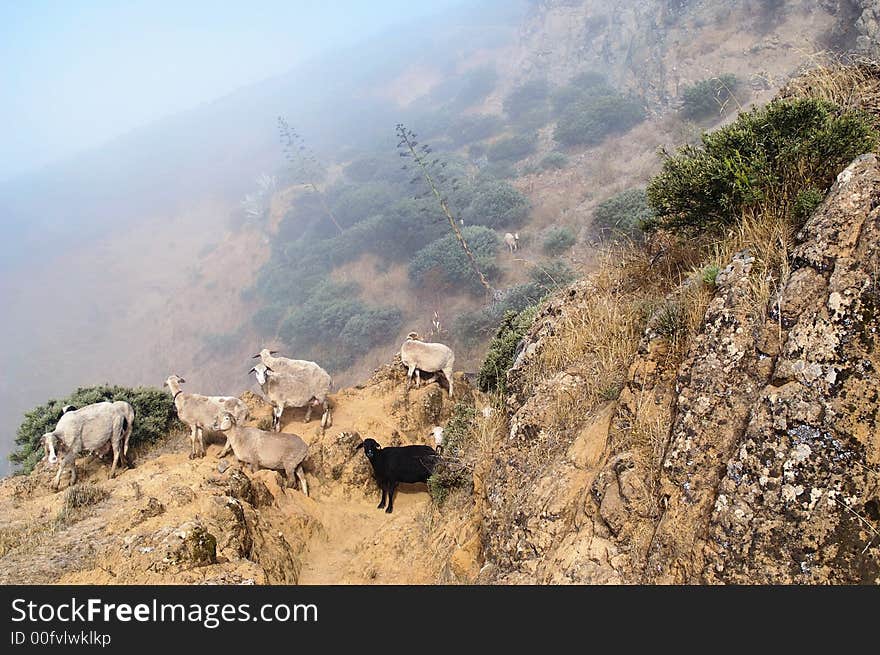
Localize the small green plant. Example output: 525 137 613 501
654 300 685 342
462 179 530 228
503 78 550 123
477 305 539 394
593 188 653 239
427 403 477 505
792 187 825 225
646 98 877 233
701 264 721 287
680 74 739 120
542 226 576 254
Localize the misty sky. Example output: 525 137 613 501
0 0 467 182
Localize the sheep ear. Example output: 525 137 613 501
248 367 257 374
269 350 278 355
251 353 261 359
354 442 364 451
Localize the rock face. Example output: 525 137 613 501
482 154 880 584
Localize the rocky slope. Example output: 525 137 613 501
477 154 880 584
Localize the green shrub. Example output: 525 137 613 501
593 188 653 238
701 264 721 287
542 226 576 254
646 98 877 233
278 281 365 349
540 151 568 170
680 74 738 120
551 71 614 115
554 93 645 147
329 182 396 228
477 305 539 394
462 179 530 228
528 259 576 290
409 226 500 294
792 187 825 225
503 78 550 122
339 307 403 353
449 114 504 146
10 385 184 473
487 133 538 162
427 403 477 505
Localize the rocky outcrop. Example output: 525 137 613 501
482 154 880 584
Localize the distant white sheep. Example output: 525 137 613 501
504 232 520 253
400 332 455 397
164 375 249 458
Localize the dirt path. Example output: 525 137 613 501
297 485 433 585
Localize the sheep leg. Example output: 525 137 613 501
414 369 421 389
109 444 121 480
272 405 283 432
304 403 312 423
295 465 308 497
405 365 416 390
377 483 387 509
385 481 398 514
52 463 64 490
189 425 198 459
217 440 232 458
443 366 454 398
196 427 206 458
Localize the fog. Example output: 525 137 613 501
0 0 522 475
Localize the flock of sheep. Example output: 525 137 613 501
38 332 456 513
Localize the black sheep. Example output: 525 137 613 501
355 438 438 513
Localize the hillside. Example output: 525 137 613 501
3 2 880 586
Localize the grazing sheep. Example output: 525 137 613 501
164 374 249 459
249 363 331 430
400 332 455 397
354 437 438 513
42 401 134 489
504 232 520 253
213 412 309 495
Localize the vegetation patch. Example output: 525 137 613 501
646 98 877 233
542 226 576 254
680 74 739 119
10 386 183 474
554 93 645 147
593 188 653 239
428 403 477 505
477 305 539 394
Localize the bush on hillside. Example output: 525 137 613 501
540 151 568 170
554 93 645 147
329 182 396 228
680 74 738 120
10 386 183 474
593 188 653 239
477 305 539 394
449 114 505 146
427 403 477 505
551 71 614 115
462 179 530 228
503 78 550 122
487 133 538 162
338 306 403 354
409 226 500 294
646 98 877 233
542 226 576 254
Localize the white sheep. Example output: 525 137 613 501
213 412 309 495
253 348 333 385
42 401 134 489
248 363 331 431
164 374 249 459
504 232 520 253
400 332 455 397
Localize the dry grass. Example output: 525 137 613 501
782 53 880 123
55 483 109 527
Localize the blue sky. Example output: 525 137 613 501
0 0 467 181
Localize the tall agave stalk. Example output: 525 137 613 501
396 123 492 295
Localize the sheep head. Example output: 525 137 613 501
406 332 422 341
212 412 237 432
41 432 60 464
354 438 381 459
249 364 271 386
